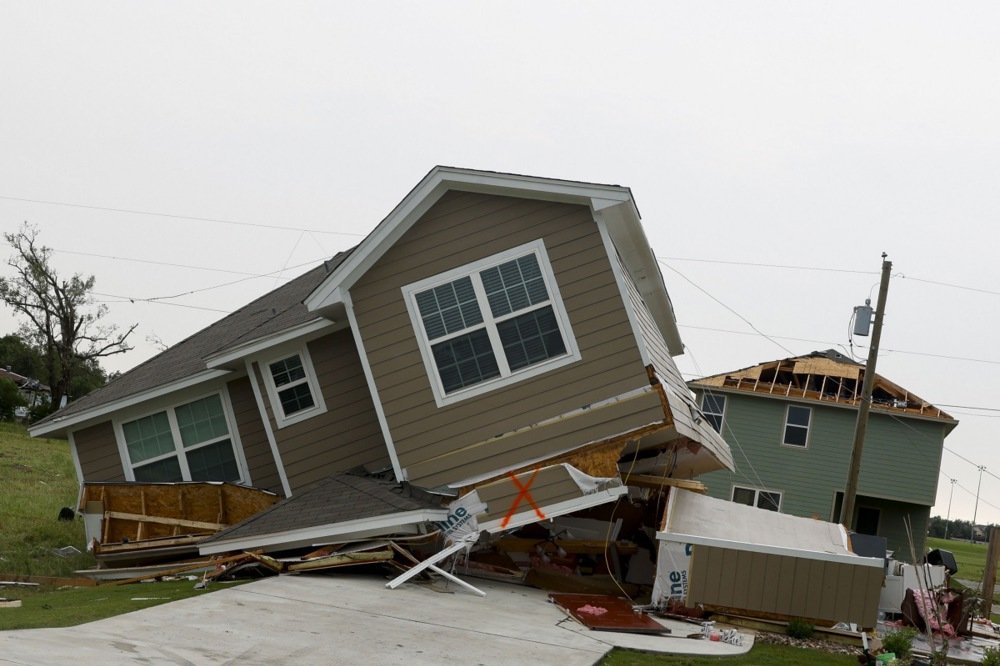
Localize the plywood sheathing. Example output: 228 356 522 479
81 483 280 547
622 474 707 493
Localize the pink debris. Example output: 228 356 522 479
577 604 608 616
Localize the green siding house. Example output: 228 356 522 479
690 350 957 560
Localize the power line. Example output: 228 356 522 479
679 323 1000 367
0 194 366 237
656 258 796 356
659 256 1000 298
51 248 265 277
93 295 229 314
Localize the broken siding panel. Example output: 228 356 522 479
263 330 389 493
351 191 650 486
406 389 667 487
226 376 283 494
475 465 594 523
72 421 125 482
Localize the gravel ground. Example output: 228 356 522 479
755 631 863 657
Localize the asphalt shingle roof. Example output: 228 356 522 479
35 252 351 427
201 473 443 545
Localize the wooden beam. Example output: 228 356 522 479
104 511 227 531
623 474 707 493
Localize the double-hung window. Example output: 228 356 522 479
262 346 326 428
120 393 244 483
732 485 782 512
700 393 726 433
403 240 580 405
782 404 811 447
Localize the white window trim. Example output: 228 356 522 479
260 344 327 429
700 392 727 434
401 239 581 408
731 484 783 511
781 403 812 448
113 389 249 484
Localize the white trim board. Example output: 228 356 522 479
199 509 447 555
205 319 339 369
656 532 884 569
29 369 233 438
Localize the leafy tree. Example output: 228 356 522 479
0 334 45 378
0 376 26 421
0 224 136 409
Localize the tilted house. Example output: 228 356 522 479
29 167 732 547
688 350 957 559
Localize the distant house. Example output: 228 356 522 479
0 367 50 419
688 350 957 559
29 166 732 549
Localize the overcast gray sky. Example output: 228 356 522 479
2 2 997 526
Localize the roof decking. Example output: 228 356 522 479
690 349 955 425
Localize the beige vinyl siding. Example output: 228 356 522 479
256 329 390 492
475 465 597 523
73 421 125 482
687 545 883 627
351 191 654 486
226 376 283 494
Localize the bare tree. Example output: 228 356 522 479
0 223 136 409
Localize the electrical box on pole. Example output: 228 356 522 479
841 253 892 530
853 301 874 337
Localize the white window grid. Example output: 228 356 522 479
402 239 581 407
260 344 327 429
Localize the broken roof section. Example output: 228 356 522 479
690 349 956 429
200 474 446 555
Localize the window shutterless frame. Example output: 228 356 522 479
260 344 327 429
700 393 726 434
113 389 249 484
401 239 581 407
781 404 812 448
731 484 782 511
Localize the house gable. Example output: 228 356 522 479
348 189 660 486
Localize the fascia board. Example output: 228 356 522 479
28 369 233 438
204 319 338 369
199 509 447 555
655 531 884 568
479 486 627 533
304 166 635 313
599 201 683 356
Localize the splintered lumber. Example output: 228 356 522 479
286 549 393 572
622 474 707 493
112 552 256 586
0 575 96 588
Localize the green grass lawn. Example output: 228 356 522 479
0 579 247 630
926 536 990 582
0 422 241 630
598 644 858 665
0 422 93 577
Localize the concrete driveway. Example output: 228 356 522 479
0 574 751 665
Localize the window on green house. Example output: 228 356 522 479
782 404 811 447
732 485 782 511
700 393 726 433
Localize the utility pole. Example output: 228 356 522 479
944 477 957 540
972 465 986 543
841 253 892 530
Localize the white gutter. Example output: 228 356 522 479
204 319 338 368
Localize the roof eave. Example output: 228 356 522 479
29 368 234 438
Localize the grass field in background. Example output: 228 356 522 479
0 423 93 577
